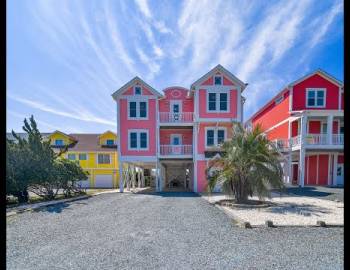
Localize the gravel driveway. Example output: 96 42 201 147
7 192 343 270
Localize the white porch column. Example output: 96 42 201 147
119 162 124 192
299 115 307 187
287 153 292 183
327 115 333 145
332 153 338 186
141 168 145 187
137 168 141 188
131 165 136 190
126 165 130 191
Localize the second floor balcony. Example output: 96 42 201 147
159 112 193 124
275 134 344 151
159 145 193 157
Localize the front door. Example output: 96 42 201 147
336 164 344 186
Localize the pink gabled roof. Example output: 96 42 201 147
111 76 163 100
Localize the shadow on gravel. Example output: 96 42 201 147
33 197 90 214
133 191 200 197
265 202 332 216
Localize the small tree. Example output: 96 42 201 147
207 123 284 203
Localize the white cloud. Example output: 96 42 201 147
134 0 152 18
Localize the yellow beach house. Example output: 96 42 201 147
48 130 119 188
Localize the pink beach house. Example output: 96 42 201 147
112 65 247 192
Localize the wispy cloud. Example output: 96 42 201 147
9 95 115 127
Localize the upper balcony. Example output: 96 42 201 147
159 112 194 126
274 134 344 152
159 144 193 158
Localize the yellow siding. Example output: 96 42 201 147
99 131 117 145
49 132 74 145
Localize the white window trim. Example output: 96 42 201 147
128 129 149 151
306 88 326 108
170 134 182 145
170 100 182 113
205 127 227 148
127 100 148 120
214 75 223 85
97 153 111 164
206 90 230 113
134 85 142 95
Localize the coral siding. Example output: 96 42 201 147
252 91 290 133
307 156 317 185
197 123 233 154
223 77 234 85
201 77 213 85
119 99 156 156
338 155 344 163
266 122 288 141
159 130 193 145
292 74 340 110
308 121 321 134
198 89 237 118
159 88 194 113
318 155 329 185
122 86 153 96
197 161 207 192
291 121 299 137
333 121 338 134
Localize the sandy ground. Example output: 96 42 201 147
201 193 344 226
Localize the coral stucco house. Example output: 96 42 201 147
112 65 247 192
246 69 344 187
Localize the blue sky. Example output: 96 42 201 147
7 0 344 133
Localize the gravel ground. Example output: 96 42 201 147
202 193 344 226
7 192 343 270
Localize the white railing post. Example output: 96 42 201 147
327 115 333 145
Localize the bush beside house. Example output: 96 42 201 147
6 116 88 203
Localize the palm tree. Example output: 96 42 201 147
206 123 284 203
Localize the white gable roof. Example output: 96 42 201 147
112 76 163 100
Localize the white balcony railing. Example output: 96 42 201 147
159 112 193 123
332 134 344 145
287 134 344 148
305 134 328 145
160 145 193 156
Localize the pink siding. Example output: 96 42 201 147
198 89 237 118
159 129 193 145
307 155 317 185
223 77 234 85
201 77 213 86
291 121 299 137
338 155 344 164
197 123 233 154
159 87 194 113
197 160 207 192
318 155 329 185
308 121 321 134
122 85 153 96
292 74 340 110
119 99 157 156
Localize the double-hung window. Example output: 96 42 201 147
307 89 326 108
206 128 226 147
128 100 148 119
79 153 87 160
207 92 228 112
68 153 76 160
129 130 148 150
98 154 110 164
